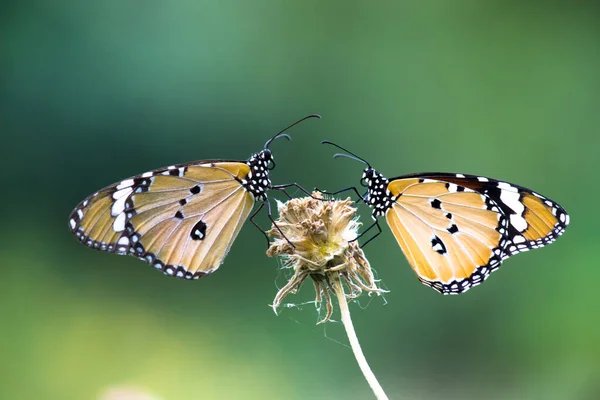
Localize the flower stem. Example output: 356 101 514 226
333 277 389 400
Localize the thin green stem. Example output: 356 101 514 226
333 276 389 400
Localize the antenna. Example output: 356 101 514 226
321 140 371 167
264 114 321 149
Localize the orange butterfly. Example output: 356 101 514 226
321 141 569 294
68 115 320 279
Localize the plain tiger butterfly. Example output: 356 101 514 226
68 115 320 280
320 141 569 294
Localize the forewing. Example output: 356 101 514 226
69 162 255 279
385 174 568 294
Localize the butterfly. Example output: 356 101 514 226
319 141 569 294
68 115 320 280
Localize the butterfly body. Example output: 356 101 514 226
69 156 267 279
322 141 569 295
360 167 569 294
69 115 320 280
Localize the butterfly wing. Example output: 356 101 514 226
384 173 569 294
69 161 255 279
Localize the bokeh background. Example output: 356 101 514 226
3 1 599 399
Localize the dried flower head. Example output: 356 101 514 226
267 193 386 323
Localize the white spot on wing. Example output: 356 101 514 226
112 187 133 200
510 214 528 232
497 182 518 192
513 235 526 244
111 189 132 216
117 236 129 245
116 179 134 190
142 172 153 178
69 219 76 229
477 177 489 182
77 209 84 219
113 213 126 232
500 190 525 215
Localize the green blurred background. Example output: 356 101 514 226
3 1 599 399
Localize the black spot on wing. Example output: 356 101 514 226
191 220 207 240
431 235 447 254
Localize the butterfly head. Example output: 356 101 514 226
259 148 274 167
322 140 395 216
244 114 320 201
360 167 376 187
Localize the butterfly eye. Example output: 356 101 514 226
360 169 374 187
262 149 272 160
258 149 275 170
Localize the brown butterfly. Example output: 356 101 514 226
68 115 320 279
320 141 569 294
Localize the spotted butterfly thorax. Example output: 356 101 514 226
322 141 569 295
68 115 320 280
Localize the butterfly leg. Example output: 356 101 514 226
249 202 271 249
314 186 366 203
265 198 296 248
354 219 382 248
271 186 296 200
272 182 316 199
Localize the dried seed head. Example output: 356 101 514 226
267 193 386 323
